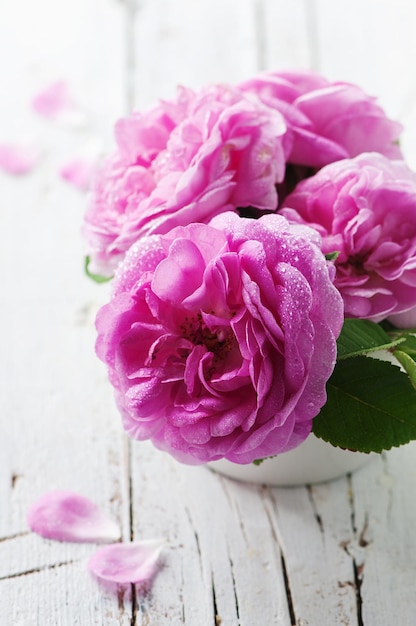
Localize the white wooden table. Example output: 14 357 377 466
2 1 416 624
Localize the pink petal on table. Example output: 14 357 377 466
0 143 40 175
31 81 87 126
31 80 73 118
59 158 97 191
27 491 120 543
88 540 165 584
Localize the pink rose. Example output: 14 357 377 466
83 85 287 276
280 153 416 322
95 212 343 465
239 70 403 169
388 307 416 329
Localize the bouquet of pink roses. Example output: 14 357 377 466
83 70 416 465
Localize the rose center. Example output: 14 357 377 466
340 252 369 276
180 313 234 363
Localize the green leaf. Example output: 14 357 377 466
252 455 277 466
378 319 398 333
84 256 113 284
394 333 416 357
312 356 416 453
325 251 340 261
393 350 416 390
336 318 405 360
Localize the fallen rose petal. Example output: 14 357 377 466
88 539 165 584
60 158 97 191
27 491 120 543
32 80 72 118
32 81 87 127
0 143 41 175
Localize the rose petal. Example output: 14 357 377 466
60 158 97 191
0 143 40 175
280 153 416 321
388 306 416 329
31 80 72 118
152 237 206 303
27 491 120 543
32 80 87 127
87 539 165 584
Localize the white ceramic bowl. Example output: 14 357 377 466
208 434 375 486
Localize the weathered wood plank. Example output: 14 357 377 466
310 6 416 620
0 0 126 521
314 0 416 167
350 444 416 626
0 0 132 622
0 559 132 626
260 0 317 71
129 442 292 626
263 477 360 626
132 0 261 108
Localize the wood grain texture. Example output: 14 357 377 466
0 0 131 622
260 0 317 71
2 0 416 624
314 0 416 167
131 0 260 107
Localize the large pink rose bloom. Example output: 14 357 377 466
83 85 287 276
280 153 416 322
95 212 343 465
239 70 402 170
